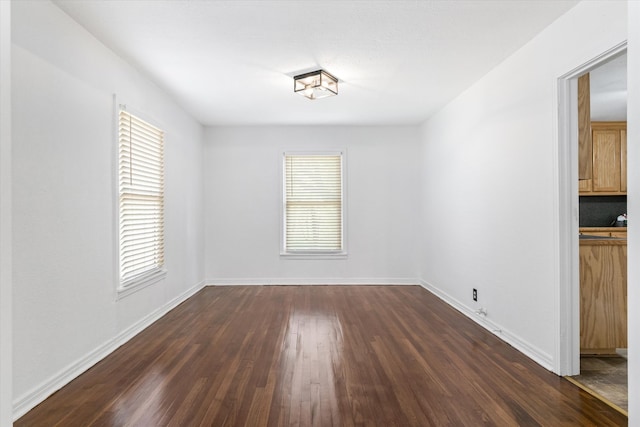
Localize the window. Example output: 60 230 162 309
118 109 165 293
282 152 345 256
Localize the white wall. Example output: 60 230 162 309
11 0 205 418
418 0 627 371
627 0 638 422
0 1 12 425
204 126 420 284
6 0 635 422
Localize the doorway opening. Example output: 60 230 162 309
557 42 627 415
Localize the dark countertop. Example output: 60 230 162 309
579 227 627 231
579 235 624 240
579 235 627 246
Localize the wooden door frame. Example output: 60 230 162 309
556 42 627 375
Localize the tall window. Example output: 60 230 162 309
118 109 165 290
283 152 345 255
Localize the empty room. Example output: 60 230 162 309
1 0 638 425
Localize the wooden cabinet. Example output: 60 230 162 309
579 239 627 354
578 74 592 180
620 129 627 192
579 122 627 195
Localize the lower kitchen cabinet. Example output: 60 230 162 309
579 239 627 354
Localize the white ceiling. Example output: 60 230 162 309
53 0 579 126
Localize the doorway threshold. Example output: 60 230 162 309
564 355 628 416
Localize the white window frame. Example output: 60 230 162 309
280 150 347 259
114 100 166 299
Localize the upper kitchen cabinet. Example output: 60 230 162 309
579 54 627 196
579 122 627 195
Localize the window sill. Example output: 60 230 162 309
280 252 347 260
116 268 167 300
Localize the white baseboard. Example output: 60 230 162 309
13 278 554 420
13 280 206 421
419 280 554 372
206 278 419 286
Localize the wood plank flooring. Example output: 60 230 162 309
16 286 627 426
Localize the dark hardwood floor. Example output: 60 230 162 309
16 286 627 426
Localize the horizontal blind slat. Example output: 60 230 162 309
119 110 165 283
284 154 343 252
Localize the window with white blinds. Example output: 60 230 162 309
283 153 344 254
118 109 165 288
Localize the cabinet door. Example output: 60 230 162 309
580 244 627 353
592 130 620 192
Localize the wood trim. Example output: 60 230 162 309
579 228 627 241
578 348 619 355
564 376 628 417
579 191 626 196
577 74 592 180
591 121 627 130
579 227 627 233
579 239 627 246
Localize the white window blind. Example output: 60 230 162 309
118 109 165 286
284 153 343 253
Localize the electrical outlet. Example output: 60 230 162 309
473 288 478 301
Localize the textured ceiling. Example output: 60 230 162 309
53 0 579 126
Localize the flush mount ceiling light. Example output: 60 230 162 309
293 70 338 100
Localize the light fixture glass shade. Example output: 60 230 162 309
294 70 338 100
